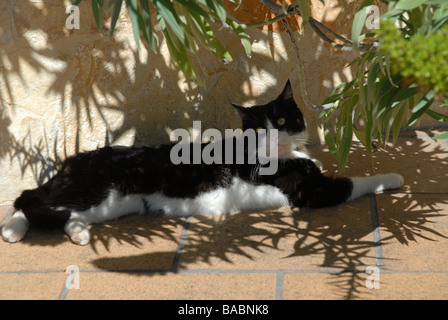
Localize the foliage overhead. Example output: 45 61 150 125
73 0 250 82
320 0 448 171
73 0 448 170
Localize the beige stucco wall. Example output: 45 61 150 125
0 0 443 204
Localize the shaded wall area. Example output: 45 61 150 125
1 0 380 202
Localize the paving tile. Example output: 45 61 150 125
309 130 448 193
0 210 185 272
0 272 67 300
64 272 276 300
282 271 448 300
371 273 448 299
282 272 375 300
178 199 377 272
376 194 448 271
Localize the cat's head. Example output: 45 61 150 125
232 80 308 158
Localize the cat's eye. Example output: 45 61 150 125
277 118 286 126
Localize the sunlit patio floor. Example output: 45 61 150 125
1 130 447 300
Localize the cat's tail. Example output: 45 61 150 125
347 174 404 202
13 187 71 229
293 171 404 208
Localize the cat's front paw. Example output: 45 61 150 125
376 173 404 192
1 211 29 243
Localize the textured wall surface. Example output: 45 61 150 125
0 0 441 203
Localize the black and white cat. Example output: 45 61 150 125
1 81 403 245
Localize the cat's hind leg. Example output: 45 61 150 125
64 190 147 245
2 210 29 243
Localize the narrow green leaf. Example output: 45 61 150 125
140 0 157 52
433 131 448 139
163 27 195 78
176 0 211 19
297 0 311 23
425 109 448 122
351 0 374 54
187 12 231 61
125 0 141 49
391 101 408 145
91 0 104 34
407 90 435 127
153 0 188 46
323 127 337 157
226 18 251 56
205 0 226 22
390 85 419 108
395 0 426 10
109 0 123 38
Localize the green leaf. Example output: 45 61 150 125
390 85 419 108
140 0 157 51
176 0 211 20
153 0 188 46
226 18 251 56
425 109 448 122
324 127 337 157
203 0 226 22
91 0 104 34
297 0 311 24
187 12 231 61
395 0 426 11
125 0 141 49
407 90 435 127
109 0 123 38
162 27 195 78
351 0 374 55
433 131 448 139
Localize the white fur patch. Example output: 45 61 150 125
1 210 29 243
144 177 290 217
70 177 290 224
61 176 290 245
348 173 404 201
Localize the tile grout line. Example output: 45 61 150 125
370 194 385 270
275 271 284 300
3 269 448 275
171 217 191 272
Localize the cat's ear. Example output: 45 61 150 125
231 103 253 121
278 80 294 103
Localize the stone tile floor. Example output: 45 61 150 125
1 130 447 300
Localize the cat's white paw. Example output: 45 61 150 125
1 211 29 243
375 173 404 192
65 220 90 246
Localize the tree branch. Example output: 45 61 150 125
251 0 378 111
255 0 377 52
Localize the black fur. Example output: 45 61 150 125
13 80 353 230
